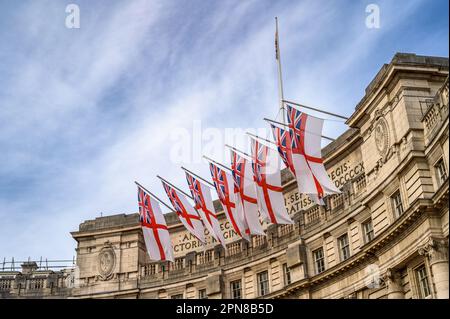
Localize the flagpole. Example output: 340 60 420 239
202 155 233 172
275 17 286 125
156 175 194 200
282 99 348 120
264 117 335 141
134 181 174 211
246 132 277 147
225 144 252 159
181 166 215 188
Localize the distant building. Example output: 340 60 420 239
1 53 448 299
0 261 74 299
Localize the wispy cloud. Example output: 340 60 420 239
0 0 448 260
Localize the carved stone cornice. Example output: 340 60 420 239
418 237 449 265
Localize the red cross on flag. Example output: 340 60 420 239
185 171 226 248
270 122 324 205
208 161 250 241
161 180 206 244
250 137 294 225
137 185 174 262
286 105 340 200
230 149 265 236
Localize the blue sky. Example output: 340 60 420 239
0 0 448 261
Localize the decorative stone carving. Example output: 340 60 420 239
418 237 449 264
401 136 407 151
382 268 401 284
374 117 389 156
97 242 116 281
382 268 404 298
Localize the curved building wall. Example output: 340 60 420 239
5 53 445 299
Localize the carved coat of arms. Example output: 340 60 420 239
97 244 116 281
374 118 389 156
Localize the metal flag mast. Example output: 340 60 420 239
225 144 252 160
264 117 335 141
202 155 233 172
275 17 348 122
282 99 348 120
203 155 253 183
135 181 174 211
275 17 286 125
181 166 215 188
246 132 278 147
156 175 194 200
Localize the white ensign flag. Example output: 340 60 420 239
137 185 174 262
250 137 294 225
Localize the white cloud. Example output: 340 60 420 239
0 0 445 261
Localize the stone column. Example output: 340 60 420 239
266 224 278 247
382 268 404 299
418 237 449 299
213 244 223 267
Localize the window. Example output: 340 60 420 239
435 159 448 186
391 191 404 217
416 265 431 298
313 247 325 274
257 271 269 296
362 219 374 243
198 289 207 299
171 294 183 299
230 280 242 299
338 234 350 261
283 263 291 285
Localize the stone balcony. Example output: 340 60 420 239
138 224 301 287
136 168 368 288
422 76 449 145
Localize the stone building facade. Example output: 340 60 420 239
1 53 448 299
0 261 75 299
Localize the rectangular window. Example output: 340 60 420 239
198 289 207 299
313 247 325 274
257 271 269 296
230 280 242 299
338 234 350 261
392 191 404 217
362 219 374 243
170 294 183 299
416 265 431 298
435 159 448 186
283 263 291 285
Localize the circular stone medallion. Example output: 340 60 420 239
374 118 389 156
